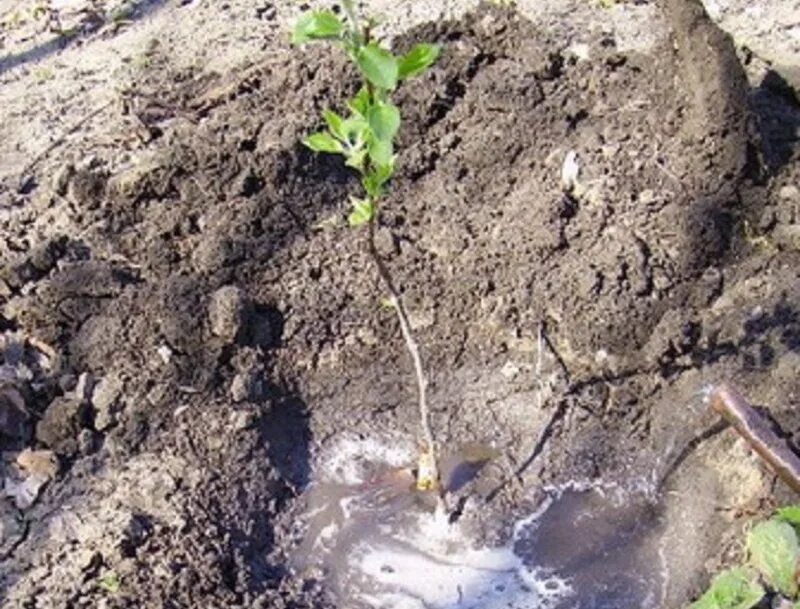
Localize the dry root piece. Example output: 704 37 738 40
709 383 800 494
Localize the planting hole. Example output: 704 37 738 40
292 436 666 609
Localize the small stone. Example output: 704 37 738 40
568 42 591 61
191 236 235 272
773 224 800 250
28 242 58 272
58 373 78 393
408 308 435 331
500 361 521 378
374 227 397 257
230 409 257 430
16 448 59 478
36 396 91 456
561 150 580 192
15 363 33 382
156 344 172 364
92 376 122 411
5 450 57 510
230 370 262 403
230 374 249 402
2 295 29 320
78 428 98 455
92 375 124 431
356 327 378 346
74 372 94 401
778 184 799 201
208 286 249 342
638 189 657 205
652 268 673 292
145 382 168 407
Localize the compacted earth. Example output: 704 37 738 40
1 0 799 607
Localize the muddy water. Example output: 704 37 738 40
292 436 666 609
515 487 667 609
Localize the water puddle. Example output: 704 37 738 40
291 435 666 609
515 486 667 609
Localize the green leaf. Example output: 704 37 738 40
747 520 800 597
398 43 441 79
368 138 394 168
356 44 399 91
348 87 371 117
341 116 369 145
362 176 381 199
362 163 394 199
303 132 344 154
323 110 346 141
688 568 764 609
368 102 401 142
98 572 121 594
373 162 394 186
776 506 800 527
345 147 368 171
348 197 375 227
292 10 343 45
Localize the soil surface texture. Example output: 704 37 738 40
1 0 800 608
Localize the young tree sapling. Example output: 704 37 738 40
292 1 443 495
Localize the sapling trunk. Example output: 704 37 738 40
366 221 441 497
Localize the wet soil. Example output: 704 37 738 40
1 1 800 607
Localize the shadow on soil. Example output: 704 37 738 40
2 2 800 607
689 297 800 371
751 70 800 172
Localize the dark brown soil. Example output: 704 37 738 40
1 1 799 607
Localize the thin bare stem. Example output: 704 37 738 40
367 222 441 491
340 0 360 36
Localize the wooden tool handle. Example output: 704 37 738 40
709 383 800 494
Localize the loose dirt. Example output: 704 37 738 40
1 0 799 607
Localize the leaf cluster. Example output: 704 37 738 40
292 5 439 226
689 506 800 609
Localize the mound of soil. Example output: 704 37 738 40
1 1 799 607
